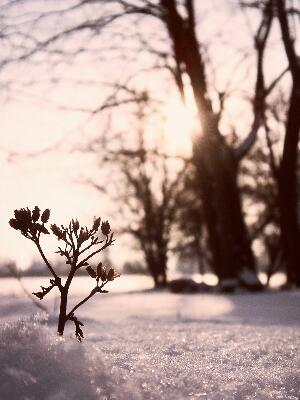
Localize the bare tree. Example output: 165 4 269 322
238 0 300 288
275 0 300 287
151 0 277 290
1 0 289 289
83 102 187 288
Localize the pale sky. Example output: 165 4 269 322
0 0 288 270
1 77 194 269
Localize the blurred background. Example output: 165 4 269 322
0 0 299 292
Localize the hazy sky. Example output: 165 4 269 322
0 0 287 269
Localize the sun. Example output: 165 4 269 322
162 91 197 156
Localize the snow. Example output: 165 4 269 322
0 315 138 400
0 278 299 399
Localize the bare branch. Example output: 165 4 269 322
264 66 289 96
234 0 273 160
77 235 114 267
264 121 279 180
276 0 299 78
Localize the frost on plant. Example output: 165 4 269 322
9 206 119 341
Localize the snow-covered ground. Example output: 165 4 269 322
0 277 299 400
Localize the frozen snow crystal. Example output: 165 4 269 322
0 315 140 400
0 289 299 399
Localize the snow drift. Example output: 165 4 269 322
0 288 299 399
0 315 139 400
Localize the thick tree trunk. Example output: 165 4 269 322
154 243 168 287
161 0 258 287
278 82 300 286
144 246 168 288
154 270 167 288
274 0 300 286
195 125 256 283
152 264 167 288
193 140 225 276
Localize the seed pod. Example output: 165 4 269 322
107 268 115 281
82 230 89 241
86 266 96 278
72 219 79 232
101 221 110 236
51 224 63 240
41 209 50 223
32 206 40 222
100 268 107 282
14 208 31 225
9 218 21 230
93 217 101 231
9 218 28 234
78 229 89 246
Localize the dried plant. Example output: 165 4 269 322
9 206 118 341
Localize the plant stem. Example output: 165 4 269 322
35 241 61 288
78 237 114 267
57 289 68 335
66 281 107 320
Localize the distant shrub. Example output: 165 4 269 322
9 207 119 341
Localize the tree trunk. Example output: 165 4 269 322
193 141 224 276
144 247 168 288
153 252 168 288
278 82 300 286
194 120 257 284
161 0 258 286
211 137 255 278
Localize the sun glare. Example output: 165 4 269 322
163 95 197 156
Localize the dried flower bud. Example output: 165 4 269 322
72 219 79 232
93 217 101 231
41 209 50 223
100 268 107 282
86 266 96 278
107 268 115 281
101 221 110 236
9 218 22 230
78 229 89 246
82 231 89 241
32 206 40 222
9 217 28 234
14 208 31 225
107 268 120 281
50 224 63 240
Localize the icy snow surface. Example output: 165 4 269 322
0 283 299 400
